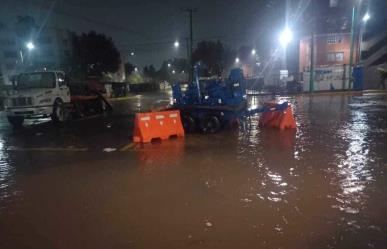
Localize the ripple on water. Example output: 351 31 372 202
332 109 373 215
0 136 15 211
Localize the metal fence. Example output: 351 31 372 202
301 65 350 91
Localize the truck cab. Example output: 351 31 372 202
4 71 70 127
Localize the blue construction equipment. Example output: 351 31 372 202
171 65 293 133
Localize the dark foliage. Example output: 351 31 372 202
192 40 235 76
72 31 121 78
143 65 157 78
124 62 135 76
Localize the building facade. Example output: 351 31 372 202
299 33 359 71
299 32 360 91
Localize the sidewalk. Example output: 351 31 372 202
247 89 387 97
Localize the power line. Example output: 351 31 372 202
181 8 197 80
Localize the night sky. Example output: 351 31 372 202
1 0 386 69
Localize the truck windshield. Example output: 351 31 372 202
17 73 56 89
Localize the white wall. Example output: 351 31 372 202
302 65 350 91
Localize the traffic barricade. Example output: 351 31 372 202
133 110 185 143
259 104 297 130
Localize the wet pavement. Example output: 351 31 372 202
1 91 387 249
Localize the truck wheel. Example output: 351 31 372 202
200 115 221 134
52 99 66 124
7 116 24 127
182 115 196 133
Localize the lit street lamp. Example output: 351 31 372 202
130 52 135 56
362 12 370 23
174 41 180 48
235 57 240 64
134 67 138 72
279 27 293 48
26 41 35 50
172 70 176 74
20 41 35 65
359 12 371 64
168 63 171 68
251 49 256 55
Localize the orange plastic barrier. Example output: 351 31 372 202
259 106 297 130
133 110 185 143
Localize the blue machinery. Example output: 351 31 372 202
171 66 289 133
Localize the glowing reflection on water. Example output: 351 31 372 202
334 109 372 214
0 135 13 209
0 136 8 188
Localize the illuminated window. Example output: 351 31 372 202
327 34 342 44
327 52 344 62
336 52 344 61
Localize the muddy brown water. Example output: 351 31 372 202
1 93 387 249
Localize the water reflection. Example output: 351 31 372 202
237 106 296 206
0 135 14 211
136 138 186 174
334 109 372 214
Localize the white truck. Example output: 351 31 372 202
3 71 110 127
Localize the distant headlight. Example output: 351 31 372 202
39 98 52 104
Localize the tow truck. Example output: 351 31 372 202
3 71 111 127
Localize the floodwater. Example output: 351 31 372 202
1 92 387 249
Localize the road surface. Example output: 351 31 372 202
1 91 387 249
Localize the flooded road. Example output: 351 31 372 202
1 92 387 249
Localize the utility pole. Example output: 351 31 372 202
309 34 314 92
348 3 358 90
181 8 197 82
185 37 190 63
357 1 370 65
309 0 315 92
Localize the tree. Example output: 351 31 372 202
124 62 135 76
156 61 170 81
143 65 157 78
192 40 235 77
71 31 121 79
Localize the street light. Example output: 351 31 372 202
26 41 35 50
134 67 138 72
279 27 293 48
235 57 240 64
251 49 256 55
168 63 171 68
130 52 135 56
358 12 371 64
172 70 176 74
174 40 180 48
362 12 370 23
